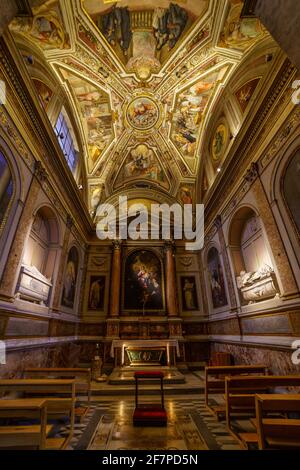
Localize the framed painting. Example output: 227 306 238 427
61 246 79 309
123 250 164 312
88 275 106 311
207 247 228 309
180 276 199 311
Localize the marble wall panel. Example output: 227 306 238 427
5 317 49 337
210 342 300 375
241 314 292 335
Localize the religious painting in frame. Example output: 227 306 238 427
207 247 228 309
123 250 164 313
61 246 79 309
88 275 106 311
180 275 199 311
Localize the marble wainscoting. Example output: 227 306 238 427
0 341 83 378
210 342 300 375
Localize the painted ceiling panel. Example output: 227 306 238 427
9 0 277 217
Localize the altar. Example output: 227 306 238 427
110 340 180 368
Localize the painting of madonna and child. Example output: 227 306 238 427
124 250 164 312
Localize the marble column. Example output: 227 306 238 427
246 163 299 299
214 215 238 312
164 241 179 317
110 240 122 317
51 215 74 311
0 161 46 301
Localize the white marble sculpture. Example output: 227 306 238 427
236 265 278 304
16 264 52 305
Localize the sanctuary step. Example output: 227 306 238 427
108 367 185 386
89 371 204 396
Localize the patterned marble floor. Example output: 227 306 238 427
53 396 243 451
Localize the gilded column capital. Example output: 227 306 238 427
112 239 122 251
164 240 176 254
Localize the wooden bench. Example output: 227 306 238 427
0 379 76 401
0 379 76 420
23 368 92 403
23 368 92 420
0 398 74 450
225 375 300 448
205 365 268 419
255 394 300 450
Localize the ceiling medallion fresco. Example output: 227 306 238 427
115 144 169 190
9 0 275 212
125 95 161 131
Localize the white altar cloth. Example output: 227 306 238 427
110 339 180 358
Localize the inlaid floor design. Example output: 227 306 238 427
54 397 243 451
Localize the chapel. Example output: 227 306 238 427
0 0 300 452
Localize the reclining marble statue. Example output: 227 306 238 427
236 264 279 304
16 264 52 305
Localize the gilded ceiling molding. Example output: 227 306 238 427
204 58 295 223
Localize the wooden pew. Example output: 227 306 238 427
225 375 300 448
0 379 76 402
0 378 76 421
205 365 268 419
0 398 74 450
23 369 92 421
23 368 92 403
255 394 300 450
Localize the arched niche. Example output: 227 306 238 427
207 246 228 310
229 206 278 305
0 151 14 237
282 148 300 237
61 246 80 310
17 206 60 305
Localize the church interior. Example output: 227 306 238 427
0 0 300 452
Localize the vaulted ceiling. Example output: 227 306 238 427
9 0 280 217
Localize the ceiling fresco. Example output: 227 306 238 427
9 0 276 216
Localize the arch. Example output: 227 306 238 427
281 148 300 237
32 203 61 246
0 150 15 238
228 206 278 305
271 135 300 269
18 206 60 305
0 136 24 281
